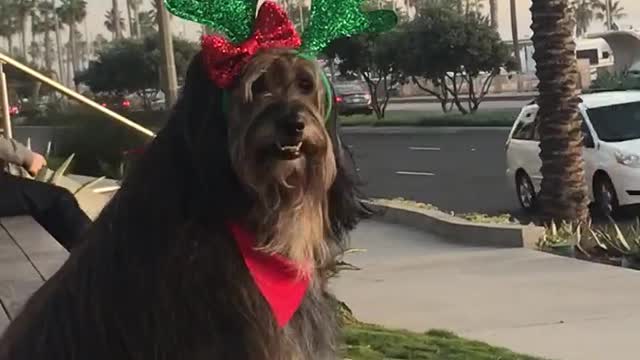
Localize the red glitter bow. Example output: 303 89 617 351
201 1 301 89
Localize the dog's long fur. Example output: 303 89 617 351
0 51 369 360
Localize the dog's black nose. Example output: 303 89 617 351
279 113 305 137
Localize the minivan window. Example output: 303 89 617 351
587 101 640 142
512 120 535 140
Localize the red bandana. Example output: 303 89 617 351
201 1 302 89
227 222 311 328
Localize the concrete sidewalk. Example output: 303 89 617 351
333 220 640 360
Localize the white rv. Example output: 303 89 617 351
576 38 615 80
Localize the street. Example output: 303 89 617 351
343 127 520 215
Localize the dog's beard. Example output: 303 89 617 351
230 111 337 268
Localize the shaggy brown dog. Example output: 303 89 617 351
0 50 369 359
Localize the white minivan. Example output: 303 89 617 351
506 91 640 214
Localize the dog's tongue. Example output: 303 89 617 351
226 222 311 328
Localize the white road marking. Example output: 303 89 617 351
395 171 435 177
409 147 441 151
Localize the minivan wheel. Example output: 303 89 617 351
516 171 537 212
593 174 619 217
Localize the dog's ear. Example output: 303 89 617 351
325 107 372 244
153 52 250 221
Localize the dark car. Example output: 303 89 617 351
333 81 373 116
0 103 20 116
96 95 132 112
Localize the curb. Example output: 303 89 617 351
387 94 536 104
366 201 544 249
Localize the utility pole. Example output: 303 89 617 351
155 0 178 108
52 0 65 86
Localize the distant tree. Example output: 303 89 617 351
104 8 127 40
570 0 602 37
326 30 405 120
131 10 157 38
77 35 198 108
57 0 87 78
595 0 626 30
91 33 109 53
399 4 516 114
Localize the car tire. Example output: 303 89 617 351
516 171 537 212
593 174 619 218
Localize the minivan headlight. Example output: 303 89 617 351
615 151 640 168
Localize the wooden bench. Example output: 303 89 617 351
0 216 69 331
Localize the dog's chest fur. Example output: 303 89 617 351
0 222 339 360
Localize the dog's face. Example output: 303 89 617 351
227 49 336 195
226 49 337 264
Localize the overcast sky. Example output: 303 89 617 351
77 0 640 43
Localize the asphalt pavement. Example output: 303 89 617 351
343 127 520 215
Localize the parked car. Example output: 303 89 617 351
506 91 640 215
0 103 20 116
96 95 132 112
333 81 372 116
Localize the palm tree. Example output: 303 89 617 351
0 0 19 55
489 0 497 29
56 0 87 80
135 10 157 37
530 0 589 222
13 0 36 60
595 0 626 31
104 8 127 40
91 33 108 53
32 1 57 73
128 0 143 38
570 0 602 37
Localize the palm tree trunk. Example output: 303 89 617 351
489 0 498 30
52 0 65 85
112 0 123 39
531 0 589 222
510 0 522 72
44 30 53 72
133 4 141 38
456 0 463 14
7 36 14 56
21 15 29 60
155 0 178 107
69 22 78 84
126 0 134 37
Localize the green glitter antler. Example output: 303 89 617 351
300 0 398 56
163 0 258 44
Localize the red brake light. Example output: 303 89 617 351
101 103 107 107
122 100 131 108
335 96 343 103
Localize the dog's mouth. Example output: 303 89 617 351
274 140 303 160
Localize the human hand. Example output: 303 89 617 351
27 152 47 176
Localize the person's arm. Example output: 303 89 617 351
0 136 33 168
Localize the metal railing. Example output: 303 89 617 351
0 52 156 139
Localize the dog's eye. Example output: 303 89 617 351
297 78 314 94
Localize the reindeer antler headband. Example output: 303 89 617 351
164 0 397 89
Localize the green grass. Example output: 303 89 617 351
343 323 545 360
340 109 519 127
